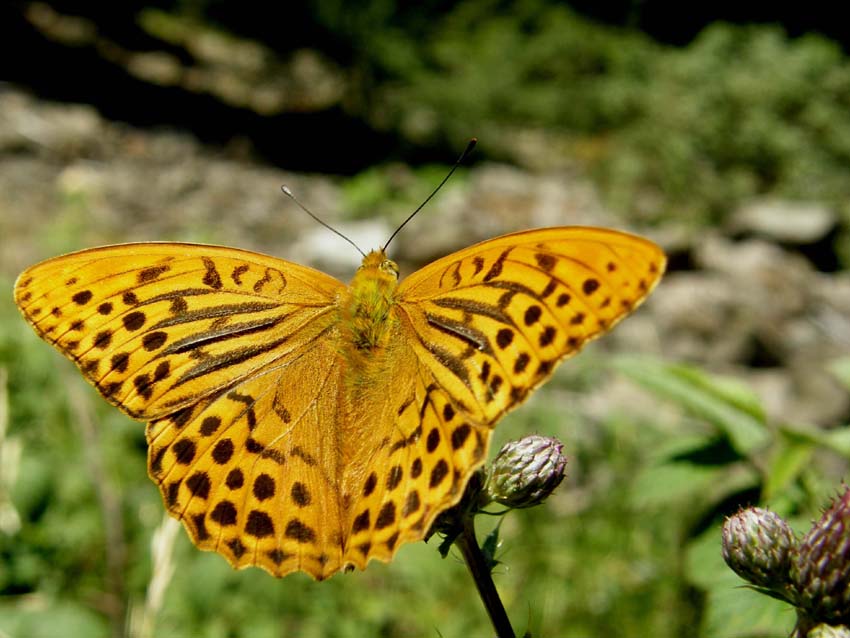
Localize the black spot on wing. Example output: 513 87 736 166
201 257 223 289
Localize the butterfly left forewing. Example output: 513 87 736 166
396 227 665 425
15 243 343 420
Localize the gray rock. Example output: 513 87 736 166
730 199 837 243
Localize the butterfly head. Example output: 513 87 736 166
357 250 399 283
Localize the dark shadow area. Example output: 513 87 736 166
569 0 850 48
4 1 848 174
0 4 402 173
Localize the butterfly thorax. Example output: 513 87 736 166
340 250 400 352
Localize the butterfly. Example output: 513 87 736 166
14 227 665 579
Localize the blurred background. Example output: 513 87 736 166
3 1 850 636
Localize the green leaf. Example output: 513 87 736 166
612 356 770 455
630 462 722 508
701 578 794 638
828 357 850 391
763 433 816 499
480 522 502 572
631 460 759 511
823 427 850 458
0 601 109 638
686 522 738 589
780 422 850 459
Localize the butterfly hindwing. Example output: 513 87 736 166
146 335 346 579
339 349 490 571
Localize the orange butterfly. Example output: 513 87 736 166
15 227 664 579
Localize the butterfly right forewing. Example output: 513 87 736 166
341 227 664 574
396 227 666 425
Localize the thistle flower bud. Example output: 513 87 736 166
487 435 566 509
805 623 850 638
721 507 796 592
791 488 850 623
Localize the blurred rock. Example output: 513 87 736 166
650 271 753 364
0 89 104 157
695 235 811 359
646 232 850 424
0 88 352 279
747 365 850 428
300 220 391 276
730 199 837 243
394 162 622 267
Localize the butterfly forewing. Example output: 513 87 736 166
15 243 343 419
15 243 350 578
396 227 666 424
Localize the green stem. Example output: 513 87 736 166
455 516 516 638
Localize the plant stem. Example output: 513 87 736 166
66 374 127 638
455 515 516 638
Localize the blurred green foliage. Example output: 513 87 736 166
4 299 850 637
614 356 850 637
340 163 468 221
305 0 850 227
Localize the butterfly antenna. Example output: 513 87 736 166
382 138 477 252
281 185 366 257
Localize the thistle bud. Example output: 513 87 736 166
805 623 850 638
487 435 566 509
721 507 796 593
791 488 850 623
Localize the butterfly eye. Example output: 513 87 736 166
381 260 399 279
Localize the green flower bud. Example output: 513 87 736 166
721 507 796 593
487 435 566 509
805 623 850 638
791 488 850 623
